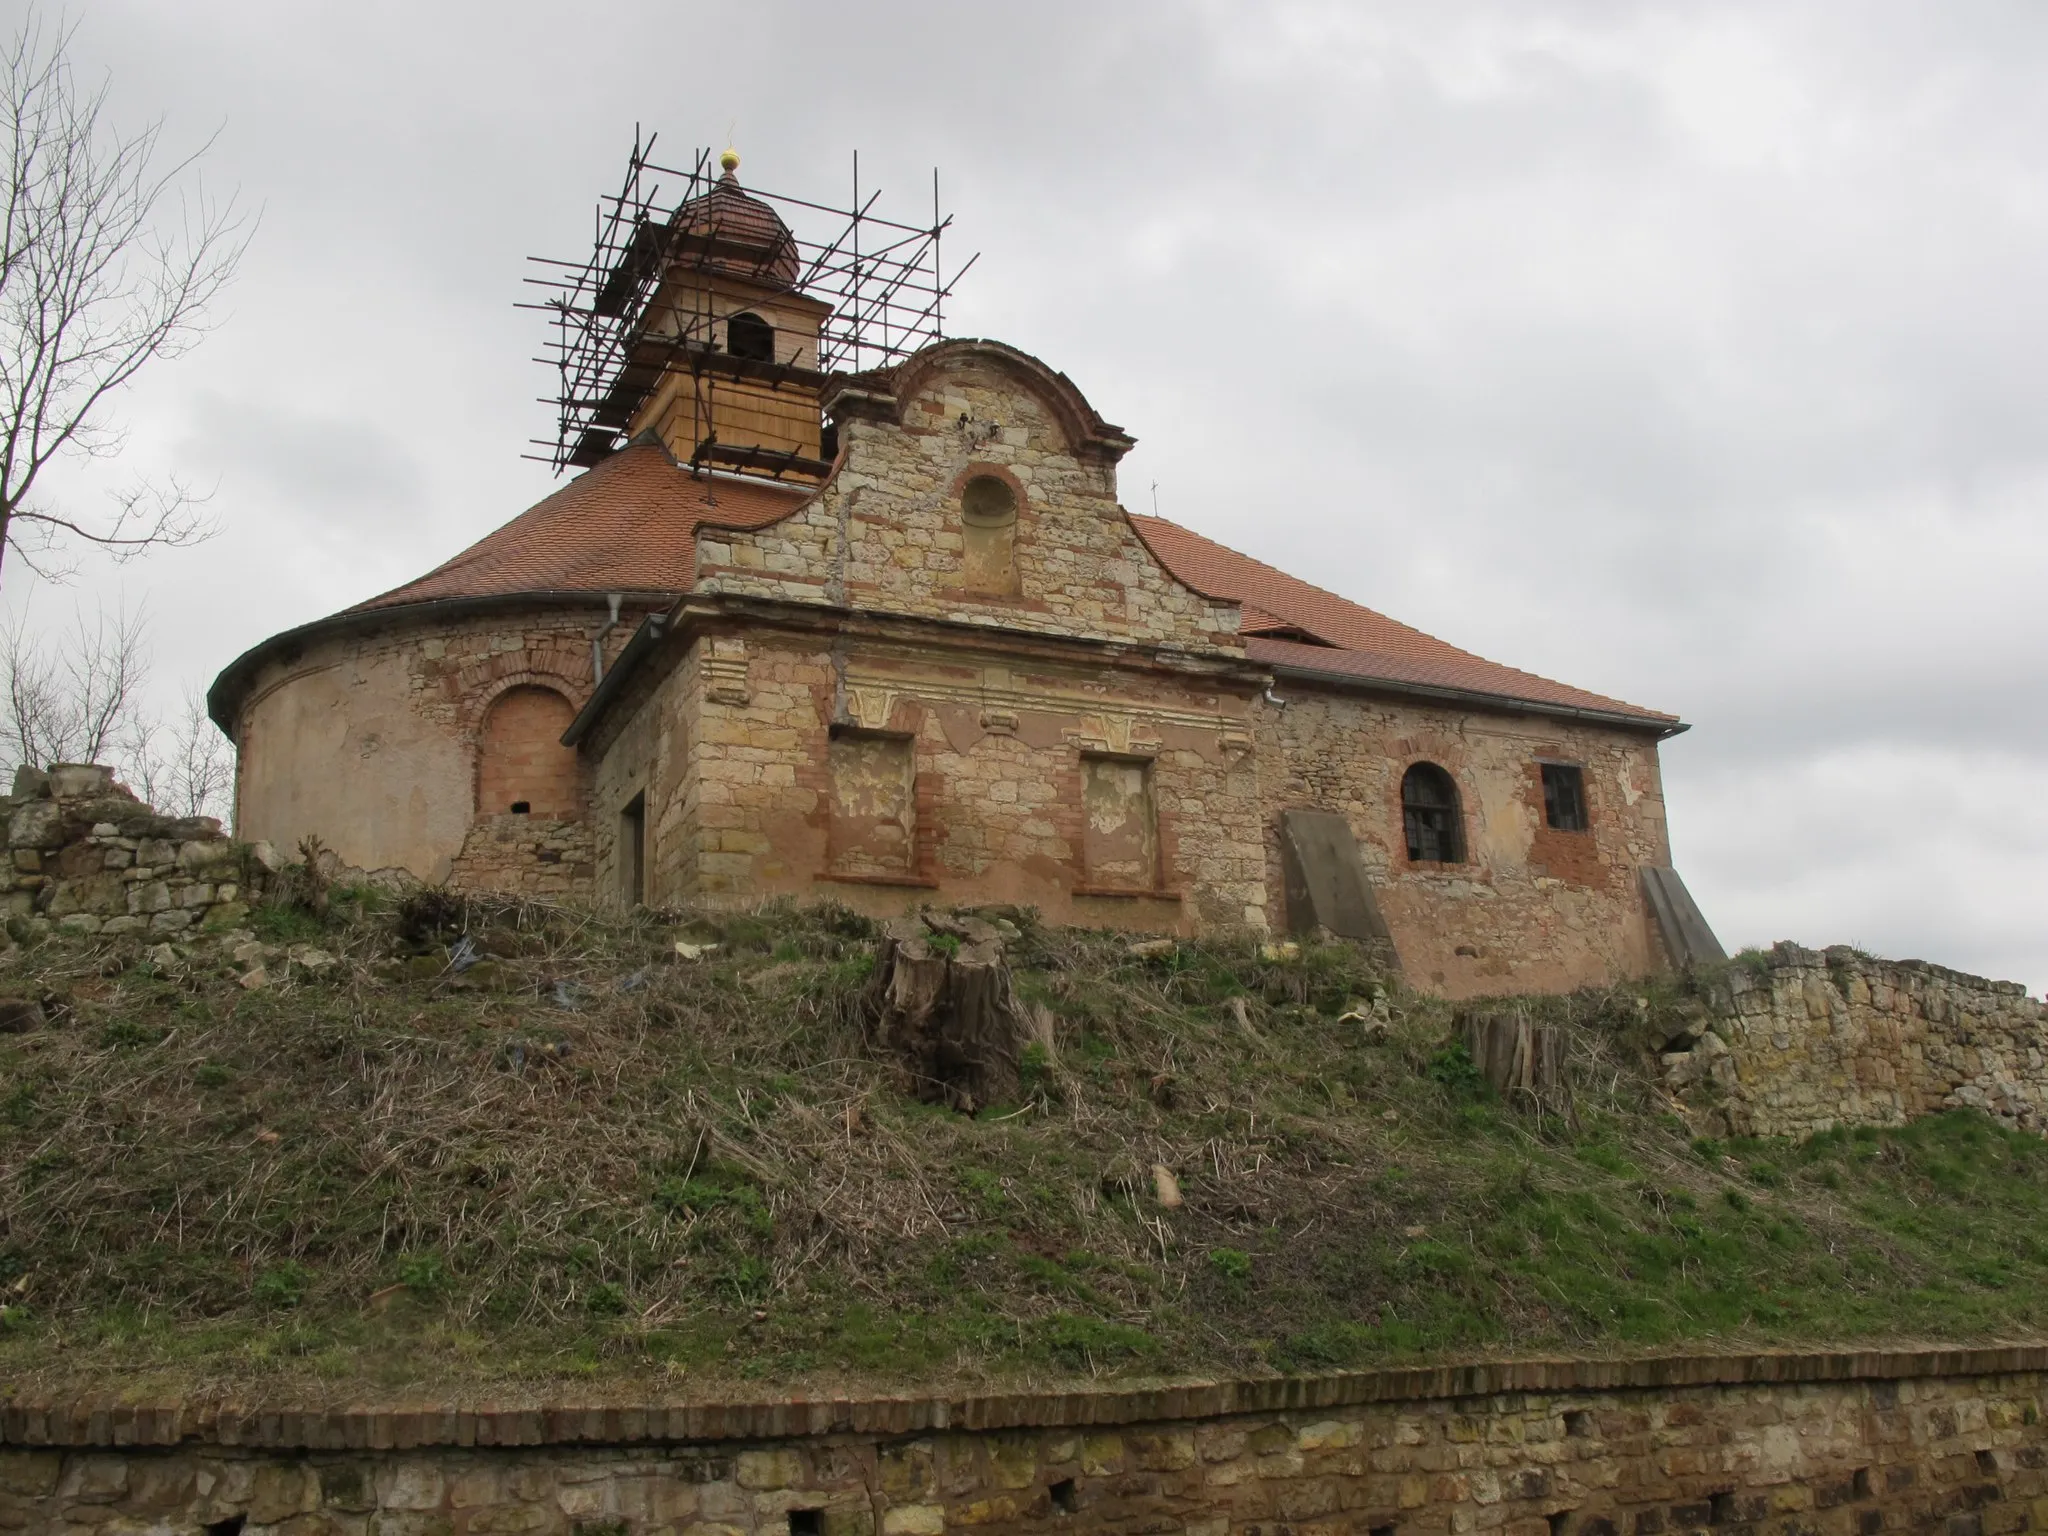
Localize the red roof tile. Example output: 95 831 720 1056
671 171 802 286
340 444 1671 728
1130 514 1676 726
348 443 808 613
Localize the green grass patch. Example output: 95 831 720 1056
4 897 2048 1399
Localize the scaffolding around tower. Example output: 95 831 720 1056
523 132 975 479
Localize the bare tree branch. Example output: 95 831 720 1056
0 601 233 819
0 11 249 586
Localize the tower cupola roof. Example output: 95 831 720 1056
667 152 801 287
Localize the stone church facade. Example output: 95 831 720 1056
210 162 1702 997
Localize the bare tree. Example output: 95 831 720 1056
1 601 145 768
127 686 233 820
0 12 249 583
0 602 233 820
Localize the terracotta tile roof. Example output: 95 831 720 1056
1130 514 1677 726
349 443 808 613
340 445 1670 728
671 171 801 286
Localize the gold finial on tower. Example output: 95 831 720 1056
719 147 740 175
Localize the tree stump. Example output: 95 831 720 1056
866 911 1025 1112
1457 1006 1566 1110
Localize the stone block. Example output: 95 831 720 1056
7 801 61 850
178 839 241 874
0 1453 61 1498
375 1461 445 1512
47 764 115 799
203 901 252 930
735 1451 803 1491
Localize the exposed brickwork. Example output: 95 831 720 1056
232 606 651 893
476 686 584 818
1665 943 2048 1139
7 1349 2048 1533
1260 684 1671 996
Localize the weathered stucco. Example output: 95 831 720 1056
1261 682 1671 997
224 336 1681 996
231 607 641 886
589 619 1269 933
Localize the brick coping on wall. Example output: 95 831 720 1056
6 1345 2048 1451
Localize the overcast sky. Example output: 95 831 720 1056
10 0 2046 990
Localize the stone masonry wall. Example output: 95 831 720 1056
7 1349 2048 1534
591 622 1269 932
0 764 268 940
1262 683 1672 998
1662 943 2048 1141
693 346 1243 656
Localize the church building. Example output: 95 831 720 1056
209 151 1716 997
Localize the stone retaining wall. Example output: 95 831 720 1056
0 764 272 941
1662 943 2047 1141
5 1349 2048 1534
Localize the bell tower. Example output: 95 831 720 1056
621 151 834 478
534 139 967 485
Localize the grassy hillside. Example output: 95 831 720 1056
4 891 2048 1402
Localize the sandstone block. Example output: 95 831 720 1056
7 801 61 850
0 1452 61 1497
47 764 115 799
735 1451 803 1491
178 839 240 874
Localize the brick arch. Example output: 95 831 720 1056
455 644 592 734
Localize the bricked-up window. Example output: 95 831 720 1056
477 686 580 818
960 474 1020 596
1401 762 1464 863
827 729 916 878
1541 762 1588 832
1081 754 1159 891
726 310 775 362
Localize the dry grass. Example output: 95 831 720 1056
4 892 2048 1402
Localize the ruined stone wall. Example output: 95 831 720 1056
593 624 1268 931
232 605 652 891
1 764 267 939
1260 682 1672 998
693 350 1243 654
7 1349 2048 1534
1663 943 2048 1141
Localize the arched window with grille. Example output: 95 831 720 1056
1401 762 1464 863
